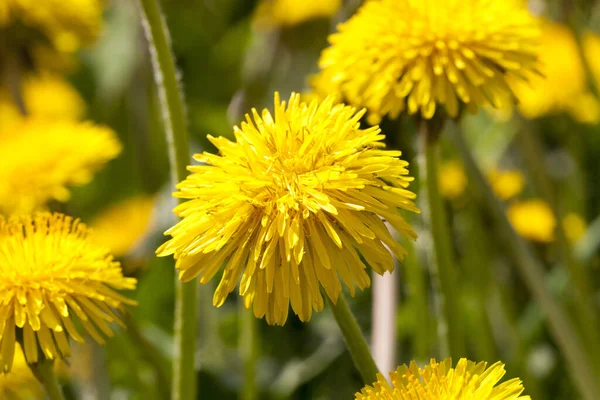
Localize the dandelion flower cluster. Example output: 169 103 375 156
158 93 419 325
315 0 539 123
356 358 529 400
488 169 525 201
0 344 42 399
508 199 556 242
0 213 137 372
0 119 121 215
253 0 341 30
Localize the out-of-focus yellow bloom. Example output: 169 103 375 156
356 358 529 400
563 212 586 244
158 93 419 326
0 213 137 372
584 33 600 93
0 74 85 129
507 199 556 242
0 345 43 399
315 0 539 123
0 119 121 215
488 169 525 200
91 196 156 258
439 160 467 199
253 0 341 30
512 21 600 124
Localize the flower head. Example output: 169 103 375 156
508 199 555 242
0 344 43 399
356 358 529 400
0 119 121 215
158 93 418 325
253 0 341 30
315 0 539 123
563 212 586 244
488 169 525 200
0 213 137 372
438 160 467 199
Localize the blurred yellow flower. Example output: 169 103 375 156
253 0 341 30
91 196 156 258
563 212 586 244
0 119 121 215
356 358 529 400
0 74 85 130
158 93 419 326
0 345 43 399
315 0 539 123
507 199 556 242
512 21 600 124
439 160 467 199
488 169 525 200
0 213 137 372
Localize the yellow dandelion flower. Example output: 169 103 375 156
507 199 556 243
356 358 529 400
0 74 85 130
253 0 341 30
438 160 467 199
315 0 539 123
512 20 600 124
158 93 419 326
563 212 586 244
0 119 121 215
0 213 137 372
90 196 156 258
488 169 525 200
0 344 43 399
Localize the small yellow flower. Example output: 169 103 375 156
0 119 121 215
0 213 137 372
507 199 556 242
356 358 529 400
488 169 525 200
438 160 467 199
90 196 156 258
512 20 600 124
315 0 539 123
0 345 43 399
253 0 341 30
563 212 586 244
158 93 419 325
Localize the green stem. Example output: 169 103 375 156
137 0 197 399
239 304 258 400
452 128 600 400
30 360 65 400
328 294 380 384
418 121 465 359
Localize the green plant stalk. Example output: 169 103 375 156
137 0 197 399
452 128 600 400
328 294 380 384
418 122 465 359
30 360 65 400
239 304 258 400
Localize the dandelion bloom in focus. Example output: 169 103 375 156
438 160 467 199
315 0 538 123
0 213 137 372
488 169 525 200
0 119 121 215
563 212 586 244
253 0 341 30
512 21 600 124
356 358 529 400
0 345 42 399
158 93 419 325
508 199 555 242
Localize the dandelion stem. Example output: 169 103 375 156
452 127 600 400
30 360 65 400
328 294 380 384
418 120 465 359
137 0 197 398
239 304 258 400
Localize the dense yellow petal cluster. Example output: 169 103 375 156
512 21 600 124
508 199 556 242
315 0 538 123
0 119 121 215
0 345 42 399
0 213 137 372
0 0 103 53
253 0 341 30
91 196 156 258
158 93 419 325
488 169 525 200
356 358 529 400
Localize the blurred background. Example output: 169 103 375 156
2 0 600 399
